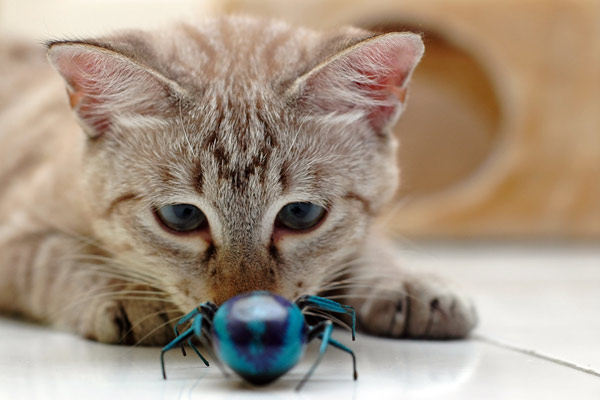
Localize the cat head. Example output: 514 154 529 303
47 17 423 309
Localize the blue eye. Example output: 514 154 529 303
156 204 207 232
276 202 326 231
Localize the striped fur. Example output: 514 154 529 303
0 17 476 344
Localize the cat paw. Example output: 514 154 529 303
75 300 174 345
75 301 135 344
349 277 478 339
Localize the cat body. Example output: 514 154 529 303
0 17 476 344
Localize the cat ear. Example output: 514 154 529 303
47 41 182 138
289 32 424 133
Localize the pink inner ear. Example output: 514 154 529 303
49 44 174 138
59 52 116 136
67 80 110 134
353 39 419 131
301 33 423 133
354 64 410 131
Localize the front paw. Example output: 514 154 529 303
74 301 135 344
348 277 477 339
75 300 175 345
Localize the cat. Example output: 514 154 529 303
0 16 476 345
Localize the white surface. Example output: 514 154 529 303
2 243 600 399
400 243 600 370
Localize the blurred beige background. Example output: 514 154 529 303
0 0 215 38
2 0 599 239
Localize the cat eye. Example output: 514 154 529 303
155 204 207 233
276 202 326 231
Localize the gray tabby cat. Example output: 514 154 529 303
0 16 476 344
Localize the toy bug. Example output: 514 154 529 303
160 291 357 390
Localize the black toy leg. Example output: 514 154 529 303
161 327 195 379
296 295 356 340
297 320 358 391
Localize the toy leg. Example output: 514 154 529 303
187 338 210 367
173 302 216 356
296 295 356 340
174 308 201 336
296 320 358 391
173 308 201 356
161 326 195 379
188 313 210 366
308 320 357 380
317 335 357 381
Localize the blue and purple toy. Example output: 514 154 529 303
160 291 357 390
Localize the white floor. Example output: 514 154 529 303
1 242 599 399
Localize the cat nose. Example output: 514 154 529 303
208 252 278 305
210 278 277 306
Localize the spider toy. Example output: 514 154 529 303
160 291 358 390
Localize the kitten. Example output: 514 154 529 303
0 17 476 344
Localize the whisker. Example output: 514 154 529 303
322 268 413 283
71 264 163 288
106 296 176 303
76 289 170 299
324 292 429 307
69 281 167 296
71 269 158 287
27 209 119 257
319 259 371 280
120 307 181 344
318 276 402 293
129 314 183 349
303 310 351 332
27 209 166 286
51 289 171 318
62 254 160 284
318 283 403 292
323 293 402 301
375 195 414 233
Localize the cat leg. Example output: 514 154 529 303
339 237 477 339
0 230 175 345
